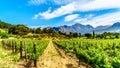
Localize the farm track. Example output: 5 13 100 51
37 41 91 68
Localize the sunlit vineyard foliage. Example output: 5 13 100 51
54 38 120 68
5 39 49 60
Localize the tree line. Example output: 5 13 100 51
0 20 12 29
84 31 120 39
0 20 120 39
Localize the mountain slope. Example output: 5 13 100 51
53 23 94 34
52 22 120 34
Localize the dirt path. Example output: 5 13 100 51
37 41 89 68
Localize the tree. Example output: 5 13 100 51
30 28 35 34
85 33 92 39
93 30 95 39
0 21 12 29
96 34 104 39
68 32 73 38
115 35 119 39
42 28 48 33
58 31 62 34
35 27 41 34
47 28 55 33
73 32 79 37
9 24 30 36
79 33 82 37
0 30 9 38
8 25 16 34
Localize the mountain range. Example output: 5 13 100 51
52 22 120 34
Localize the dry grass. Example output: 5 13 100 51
0 45 20 68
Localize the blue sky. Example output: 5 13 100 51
0 0 120 27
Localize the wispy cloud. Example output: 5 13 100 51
34 0 120 20
28 0 90 5
53 0 90 5
32 0 120 27
74 18 88 23
77 0 120 12
33 3 76 19
32 14 39 19
28 0 45 5
75 11 120 27
53 0 73 5
65 14 79 22
74 14 94 23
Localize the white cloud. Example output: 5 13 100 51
65 14 79 22
32 14 39 19
74 18 88 23
28 0 90 5
28 0 45 5
53 0 90 5
53 0 73 5
34 2 76 19
32 0 120 27
75 11 120 27
77 0 120 12
74 14 94 22
36 0 120 20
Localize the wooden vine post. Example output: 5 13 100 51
34 42 37 67
15 41 17 53
24 41 27 61
8 41 11 49
73 42 75 51
12 40 14 53
20 41 23 59
2 40 6 48
80 41 82 48
112 43 115 50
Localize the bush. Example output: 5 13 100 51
0 30 9 38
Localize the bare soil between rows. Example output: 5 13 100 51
36 41 91 68
4 41 92 68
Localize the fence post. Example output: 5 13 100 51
34 42 37 67
7 41 10 47
2 40 7 49
8 41 11 48
15 41 17 53
27 44 31 60
20 41 23 59
24 41 27 61
112 43 115 50
80 41 82 48
5 40 8 49
12 40 14 53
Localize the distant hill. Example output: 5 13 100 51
0 20 13 29
1 20 120 34
53 23 94 34
52 22 120 34
96 22 120 33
